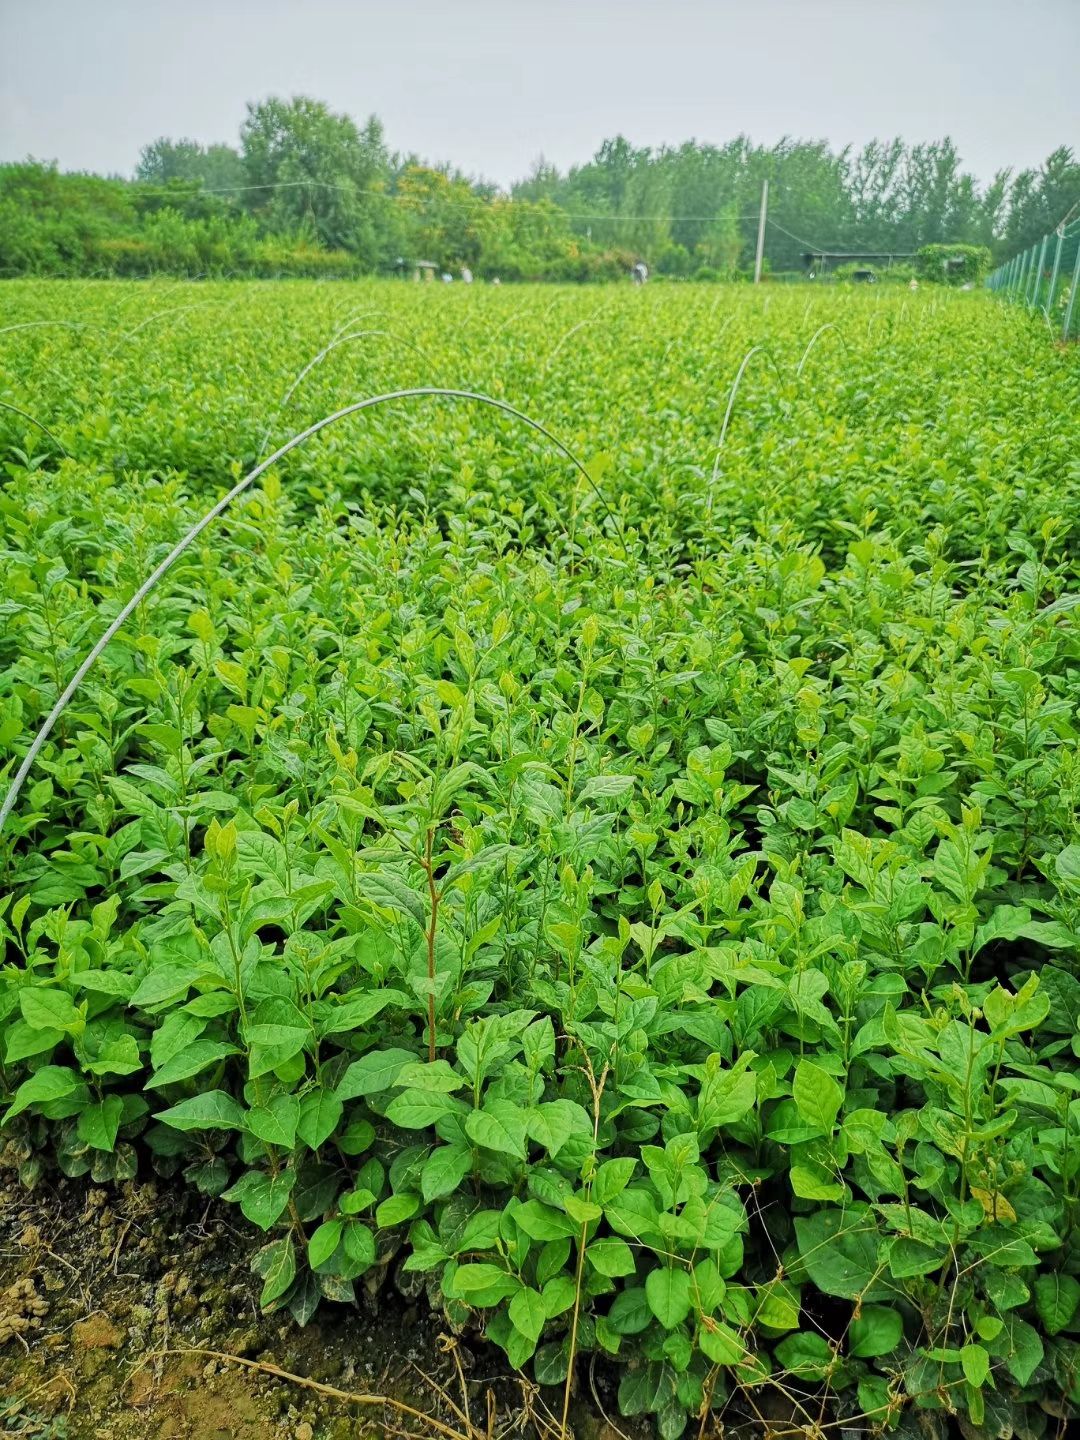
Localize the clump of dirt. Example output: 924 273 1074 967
0 1277 49 1347
0 1170 527 1440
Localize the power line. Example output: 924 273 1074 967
129 175 761 226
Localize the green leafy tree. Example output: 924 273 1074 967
240 96 391 263
135 138 245 192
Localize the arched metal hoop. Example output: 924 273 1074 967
0 386 625 832
0 399 69 457
795 323 846 377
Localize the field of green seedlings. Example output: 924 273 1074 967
1 279 1080 1438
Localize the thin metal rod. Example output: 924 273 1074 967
795 323 845 377
1047 229 1065 315
0 399 69 457
753 179 769 284
0 387 626 832
256 329 433 458
706 344 782 519
0 320 102 340
1064 241 1080 341
1028 235 1048 308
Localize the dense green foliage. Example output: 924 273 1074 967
915 245 994 285
1 281 1080 1438
3 96 1077 278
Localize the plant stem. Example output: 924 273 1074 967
423 825 439 1063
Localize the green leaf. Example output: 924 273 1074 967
645 1267 692 1329
394 1059 466 1093
318 989 404 1038
385 1089 461 1129
76 1094 125 1153
698 1319 744 1364
421 1144 472 1202
223 1169 296 1230
775 1332 834 1380
257 1236 296 1307
84 1034 142 1077
147 1038 236 1089
508 1286 547 1343
308 1219 343 1269
618 1361 676 1417
697 1055 757 1130
156 1090 245 1133
960 1344 989 1388
375 1192 420 1227
246 1093 301 1150
1055 844 1080 890
451 1263 521 1306
465 1099 528 1159
588 1238 636 1278
593 1158 637 1206
1000 1317 1043 1385
794 1210 889 1301
789 1163 845 1201
527 1099 587 1157
579 774 635 802
5 1066 84 1121
337 1048 416 1099
608 1287 653 1335
246 1023 308 1080
792 1059 843 1134
19 987 83 1034
849 1305 902 1358
1034 1273 1080 1336
297 1087 343 1150
355 871 426 929
5 1021 63 1064
129 964 198 1010
513 1200 577 1242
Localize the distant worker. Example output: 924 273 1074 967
909 278 919 291
491 276 501 286
461 265 473 284
632 261 649 285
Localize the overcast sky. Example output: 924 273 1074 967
1 0 1077 188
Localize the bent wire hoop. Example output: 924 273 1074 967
0 386 627 832
0 399 70 457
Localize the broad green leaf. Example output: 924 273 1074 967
76 1094 124 1152
337 1048 416 1099
156 1090 245 1133
645 1267 692 1329
5 1066 84 1120
508 1286 547 1343
297 1087 343 1150
588 1238 636 1278
19 987 83 1034
794 1210 890 1301
308 1219 343 1269
465 1099 528 1159
385 1089 461 1129
256 1236 295 1307
246 1093 301 1149
1034 1273 1080 1336
849 1305 902 1358
421 1144 472 1202
792 1059 843 1134
355 871 426 929
147 1038 236 1089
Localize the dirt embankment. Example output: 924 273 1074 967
0 1170 543 1440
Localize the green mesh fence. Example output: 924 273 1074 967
987 219 1080 340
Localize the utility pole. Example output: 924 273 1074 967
753 178 769 284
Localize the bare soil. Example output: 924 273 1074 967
0 1169 547 1440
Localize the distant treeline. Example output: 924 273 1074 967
1 95 1075 280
